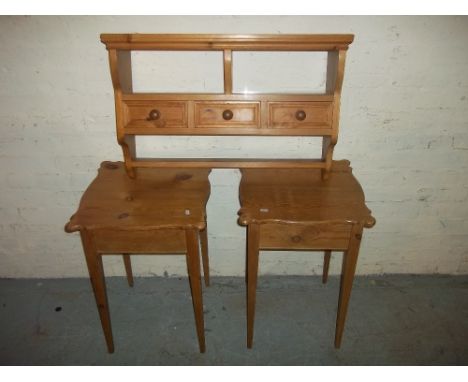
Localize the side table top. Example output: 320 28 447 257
65 162 211 232
238 160 375 228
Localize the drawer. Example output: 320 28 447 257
269 102 332 129
194 102 259 128
92 228 186 253
259 222 352 250
124 101 188 128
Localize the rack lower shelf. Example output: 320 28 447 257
132 158 326 169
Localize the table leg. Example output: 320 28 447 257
322 250 331 284
245 237 248 285
199 227 210 287
246 223 260 349
81 230 114 353
334 224 363 348
185 228 206 353
122 254 134 287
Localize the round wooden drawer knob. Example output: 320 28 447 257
147 109 160 121
295 110 307 121
222 109 234 121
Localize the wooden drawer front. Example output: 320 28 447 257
259 222 351 250
124 101 188 128
92 228 186 254
195 102 259 128
269 102 332 129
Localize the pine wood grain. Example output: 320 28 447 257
100 34 354 51
65 161 210 232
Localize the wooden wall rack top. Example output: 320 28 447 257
100 33 354 178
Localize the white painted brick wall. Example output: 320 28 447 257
1 16 468 277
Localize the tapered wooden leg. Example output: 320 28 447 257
199 227 210 287
322 250 331 284
246 224 260 349
122 254 134 287
185 228 206 353
335 224 363 348
245 235 248 285
80 230 114 353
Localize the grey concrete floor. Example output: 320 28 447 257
0 275 467 365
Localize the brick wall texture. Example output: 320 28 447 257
1 16 468 277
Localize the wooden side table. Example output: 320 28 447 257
238 160 375 348
65 161 211 353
